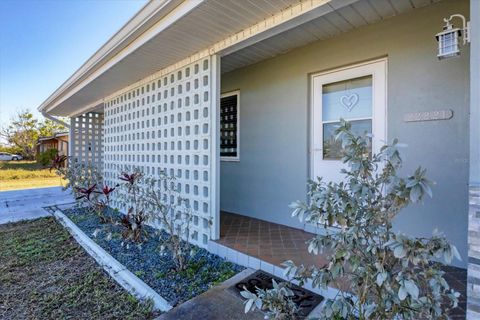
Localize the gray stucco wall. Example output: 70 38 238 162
220 0 469 268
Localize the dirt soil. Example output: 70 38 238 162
0 217 157 320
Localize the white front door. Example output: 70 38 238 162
311 59 387 182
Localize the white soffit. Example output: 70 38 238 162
221 0 444 73
40 0 442 117
39 0 361 117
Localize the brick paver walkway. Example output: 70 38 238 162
217 211 467 319
218 211 329 268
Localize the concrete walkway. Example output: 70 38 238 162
157 269 264 320
0 186 74 224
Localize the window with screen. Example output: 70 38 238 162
220 92 239 160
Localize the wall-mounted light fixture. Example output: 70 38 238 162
435 14 470 60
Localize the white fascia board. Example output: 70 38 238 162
102 0 361 104
39 0 200 114
44 0 362 116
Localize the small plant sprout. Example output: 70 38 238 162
118 169 149 243
75 184 99 201
241 279 299 319
49 153 67 172
74 183 116 223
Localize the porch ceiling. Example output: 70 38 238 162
39 0 306 117
39 0 443 117
221 0 443 73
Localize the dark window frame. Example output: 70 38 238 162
220 91 240 161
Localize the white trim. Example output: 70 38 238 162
211 55 221 241
220 90 240 162
310 58 388 182
39 0 362 116
470 0 480 185
102 0 340 104
39 0 202 114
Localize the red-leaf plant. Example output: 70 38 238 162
49 154 68 172
75 183 116 223
118 171 148 242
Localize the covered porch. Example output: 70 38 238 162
217 211 327 268
38 0 477 316
218 0 471 268
214 211 468 318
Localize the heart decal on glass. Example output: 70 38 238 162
340 93 359 112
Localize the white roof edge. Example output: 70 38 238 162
37 131 69 141
38 0 183 113
39 0 360 117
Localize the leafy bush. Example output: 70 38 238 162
75 184 116 223
142 171 194 271
37 149 58 166
115 169 195 270
118 171 149 243
241 280 299 320
244 120 460 320
53 157 114 222
53 157 103 199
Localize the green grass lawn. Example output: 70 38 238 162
0 217 156 319
0 160 64 191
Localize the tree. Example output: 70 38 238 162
0 110 38 159
0 110 66 159
38 118 67 137
243 120 460 320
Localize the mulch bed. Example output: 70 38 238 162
0 217 156 320
64 207 245 306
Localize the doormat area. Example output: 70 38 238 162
228 270 324 317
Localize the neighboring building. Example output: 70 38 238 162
36 132 69 156
38 0 479 317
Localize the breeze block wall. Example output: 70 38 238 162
103 56 218 248
70 112 104 167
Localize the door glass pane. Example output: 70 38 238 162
323 119 372 160
322 75 372 121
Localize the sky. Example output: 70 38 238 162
0 0 147 127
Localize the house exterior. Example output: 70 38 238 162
36 132 69 156
38 0 479 317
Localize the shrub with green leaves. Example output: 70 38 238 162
142 170 195 271
244 120 460 320
54 158 103 199
37 148 58 166
241 279 299 320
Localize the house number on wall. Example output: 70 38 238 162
403 109 453 122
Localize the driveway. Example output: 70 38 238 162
0 186 74 224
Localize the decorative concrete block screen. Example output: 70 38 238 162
104 57 217 248
69 112 104 166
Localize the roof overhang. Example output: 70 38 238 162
38 0 366 117
37 137 57 143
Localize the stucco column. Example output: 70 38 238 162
468 0 480 319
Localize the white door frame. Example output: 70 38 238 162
310 58 387 181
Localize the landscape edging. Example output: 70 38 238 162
52 209 172 312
